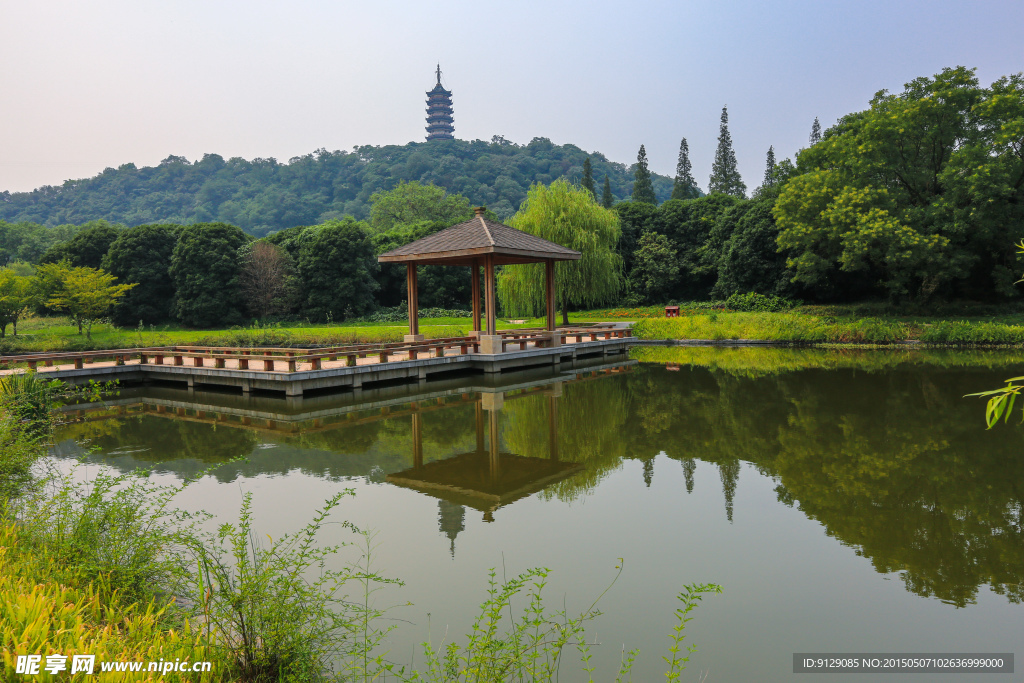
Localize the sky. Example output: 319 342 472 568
1 0 1022 194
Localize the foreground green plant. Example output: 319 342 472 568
13 468 205 606
966 377 1024 429
407 564 721 683
0 525 223 683
191 491 401 682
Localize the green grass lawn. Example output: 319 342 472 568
0 315 592 354
7 303 1024 353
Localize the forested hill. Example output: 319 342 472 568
0 137 674 236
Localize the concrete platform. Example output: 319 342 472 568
41 336 636 397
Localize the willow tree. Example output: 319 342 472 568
497 179 622 324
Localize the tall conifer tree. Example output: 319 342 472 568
631 145 657 204
763 145 776 188
671 137 699 200
601 175 613 208
708 106 746 198
809 117 822 144
581 157 596 198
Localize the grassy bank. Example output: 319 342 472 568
0 317 550 354
632 312 1024 345
630 345 1024 378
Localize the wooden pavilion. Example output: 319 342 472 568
377 207 581 354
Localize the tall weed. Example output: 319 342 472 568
407 564 721 683
190 491 401 682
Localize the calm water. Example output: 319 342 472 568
52 349 1024 682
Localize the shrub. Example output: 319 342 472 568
0 525 221 683
724 291 798 313
411 566 721 682
189 491 399 682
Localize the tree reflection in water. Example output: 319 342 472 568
53 350 1024 607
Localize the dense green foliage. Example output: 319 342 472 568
628 231 679 304
170 223 249 327
0 221 83 266
102 224 179 326
297 219 379 321
775 67 1024 303
0 139 673 234
38 220 121 268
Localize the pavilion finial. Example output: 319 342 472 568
436 63 442 84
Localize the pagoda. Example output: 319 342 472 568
425 64 454 141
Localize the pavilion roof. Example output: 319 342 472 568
377 214 582 267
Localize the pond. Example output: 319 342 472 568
52 348 1024 682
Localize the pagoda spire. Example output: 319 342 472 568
425 65 454 141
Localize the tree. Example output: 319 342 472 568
38 220 122 268
368 183 481 309
601 176 614 209
43 264 136 338
297 219 379 322
238 240 296 319
762 146 776 188
102 224 179 326
670 138 700 200
170 223 249 328
712 198 793 298
0 270 34 337
629 231 680 304
613 201 660 274
368 181 474 234
775 66 1015 302
809 117 822 145
708 106 746 198
581 157 596 198
631 145 657 204
497 179 622 324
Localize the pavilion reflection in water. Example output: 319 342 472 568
61 359 631 556
387 383 579 555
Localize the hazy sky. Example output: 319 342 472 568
2 0 1022 194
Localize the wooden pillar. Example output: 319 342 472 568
412 412 423 469
548 395 559 461
471 261 481 334
406 264 421 339
545 258 557 332
484 254 496 336
488 407 500 483
475 398 485 453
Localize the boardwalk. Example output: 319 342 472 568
2 325 635 398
